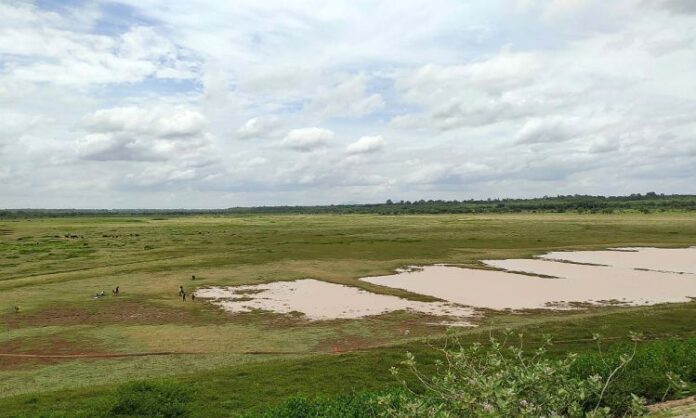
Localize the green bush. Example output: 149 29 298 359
108 380 193 418
255 335 696 417
572 338 696 413
376 333 627 417
249 392 380 418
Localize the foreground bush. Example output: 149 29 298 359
573 337 695 413
258 336 696 417
376 333 640 417
108 380 193 418
250 393 379 418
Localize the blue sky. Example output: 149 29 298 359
1 0 696 208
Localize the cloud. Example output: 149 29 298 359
280 127 334 152
77 106 213 162
585 137 619 154
542 0 592 20
1 0 696 207
643 0 696 14
83 106 207 138
398 51 543 100
237 116 282 139
123 164 200 187
308 74 385 118
391 51 547 131
513 118 579 144
346 135 385 154
0 3 198 86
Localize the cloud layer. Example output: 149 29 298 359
1 0 695 208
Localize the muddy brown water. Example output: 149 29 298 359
364 247 696 310
540 246 696 274
195 279 475 323
199 247 696 321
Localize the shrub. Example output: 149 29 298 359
572 337 696 413
108 380 193 418
251 336 696 417
250 392 380 418
377 332 633 417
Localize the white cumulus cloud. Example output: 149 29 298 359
280 127 334 152
237 116 282 140
76 106 213 163
346 136 385 154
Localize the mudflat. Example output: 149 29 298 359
362 247 696 310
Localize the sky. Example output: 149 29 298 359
1 0 696 209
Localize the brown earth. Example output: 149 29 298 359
1 300 206 329
0 336 114 370
648 396 696 417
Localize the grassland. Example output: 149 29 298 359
1 213 695 416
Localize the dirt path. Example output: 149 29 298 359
3 331 695 360
648 396 696 417
0 349 369 359
0 351 200 359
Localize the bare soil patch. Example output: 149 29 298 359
0 300 201 329
0 336 113 370
648 396 696 417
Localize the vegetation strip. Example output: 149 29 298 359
0 351 201 359
3 333 694 359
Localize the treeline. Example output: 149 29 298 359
226 193 696 215
2 193 696 218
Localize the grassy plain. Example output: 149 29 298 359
0 213 695 416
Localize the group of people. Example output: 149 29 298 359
179 286 195 301
92 284 194 302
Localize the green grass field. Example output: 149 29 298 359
1 213 695 416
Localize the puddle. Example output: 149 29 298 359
362 247 696 310
484 258 696 308
540 247 696 274
363 265 573 310
195 279 474 323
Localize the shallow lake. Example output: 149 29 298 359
195 279 474 322
540 246 696 274
198 247 696 321
363 247 696 310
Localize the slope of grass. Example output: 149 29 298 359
0 213 694 416
1 302 694 417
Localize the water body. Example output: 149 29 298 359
198 247 696 321
195 279 474 322
540 247 696 274
363 247 696 310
